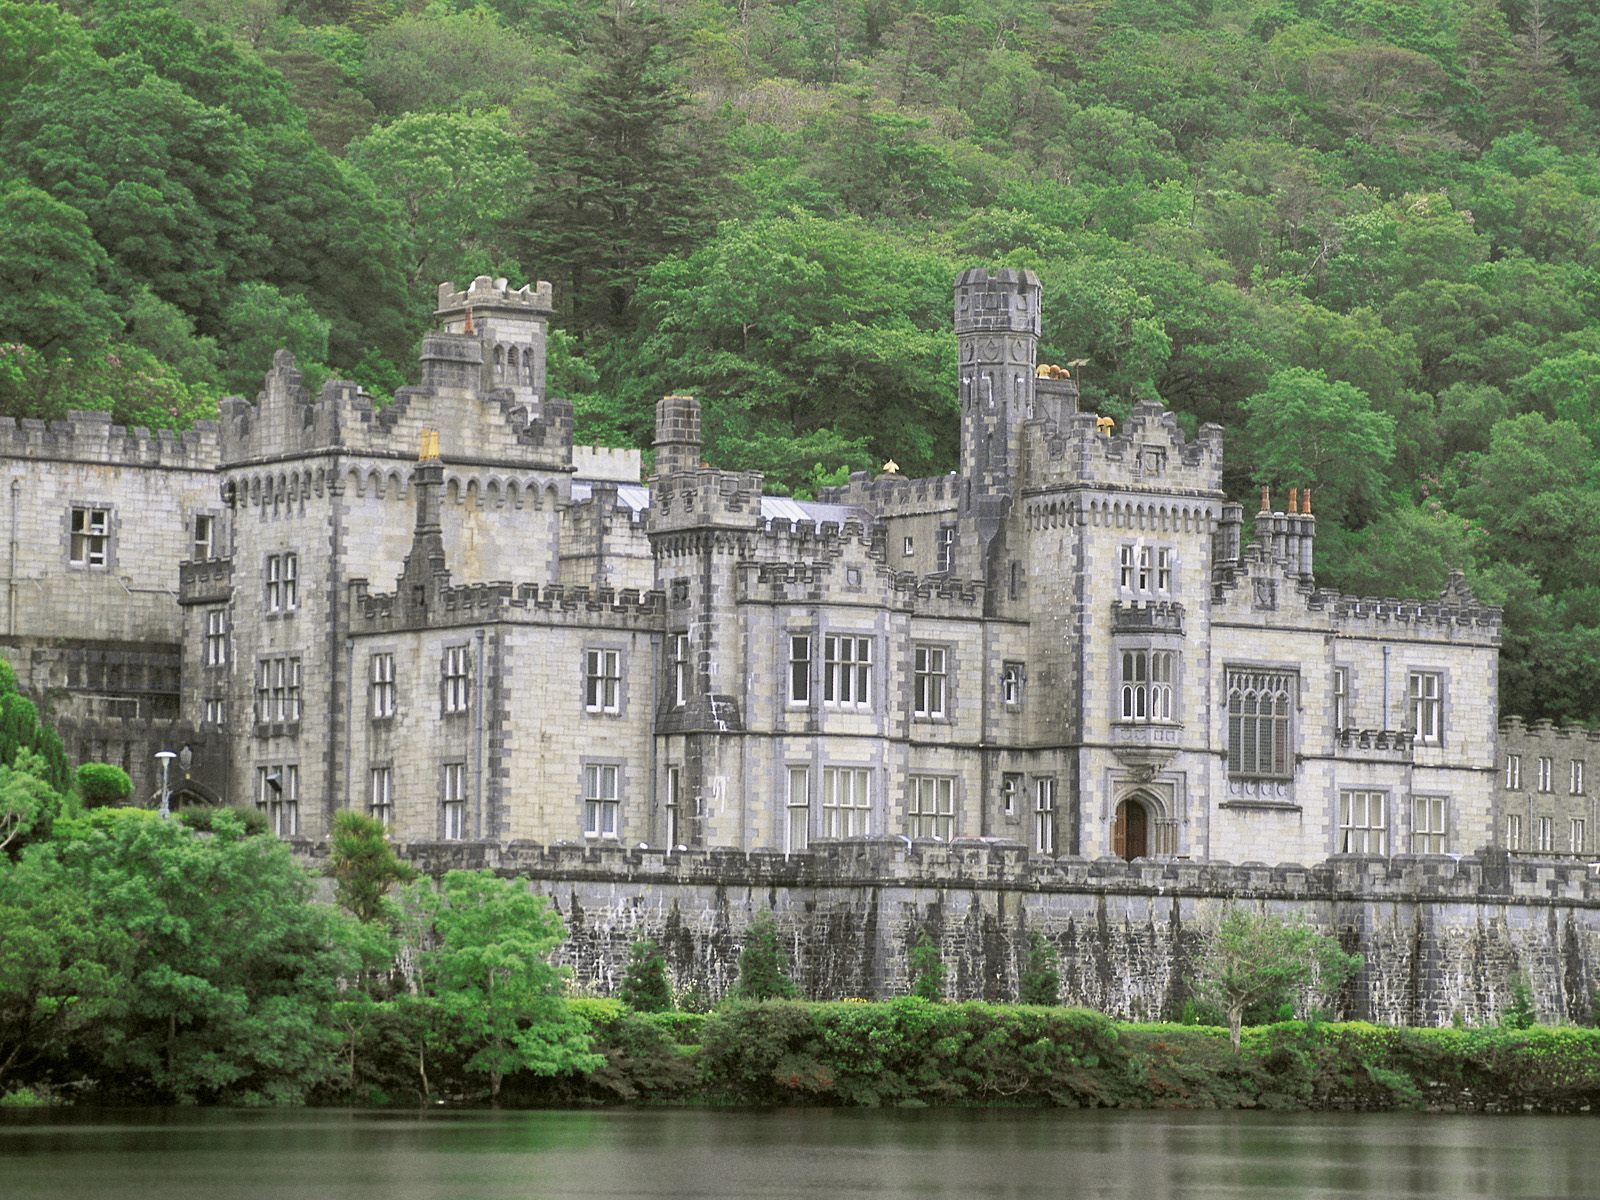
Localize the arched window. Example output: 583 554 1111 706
1226 669 1294 778
1119 649 1175 721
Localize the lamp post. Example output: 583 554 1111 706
155 750 176 819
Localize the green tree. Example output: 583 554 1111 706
519 3 721 335
1192 907 1361 1053
75 763 131 810
0 184 118 362
735 913 798 1001
348 110 530 302
909 931 945 1001
0 660 70 794
625 212 957 486
619 938 673 1013
360 8 560 117
328 810 415 924
32 808 360 1102
1503 971 1537 1030
1240 368 1396 527
423 870 600 1103
219 282 331 396
0 851 123 1087
0 752 68 855
1018 933 1060 1006
3 54 257 318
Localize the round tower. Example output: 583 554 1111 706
954 267 1041 492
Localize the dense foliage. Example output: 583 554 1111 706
1190 907 1363 1051
0 693 596 1106
6 0 1600 719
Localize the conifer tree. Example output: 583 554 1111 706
909 931 945 1001
619 938 673 1012
1018 933 1061 1007
735 913 798 1001
518 3 720 337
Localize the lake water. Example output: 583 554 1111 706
0 1107 1591 1199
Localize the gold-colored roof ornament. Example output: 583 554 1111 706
881 459 900 475
419 430 441 462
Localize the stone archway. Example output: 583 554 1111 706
1111 796 1151 860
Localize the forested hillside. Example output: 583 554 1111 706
2 0 1599 722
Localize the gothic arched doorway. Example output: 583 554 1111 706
1112 797 1150 860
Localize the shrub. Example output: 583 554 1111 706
1018 934 1060 1006
177 804 268 836
735 914 798 1001
910 932 945 1001
1502 973 1537 1030
619 939 673 1013
76 762 132 808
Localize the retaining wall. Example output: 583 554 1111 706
293 837 1600 1027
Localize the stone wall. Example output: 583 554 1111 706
296 837 1600 1027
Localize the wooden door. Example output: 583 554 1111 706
1112 799 1148 860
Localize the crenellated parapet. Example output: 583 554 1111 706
219 354 573 470
1024 401 1224 495
755 515 882 561
178 557 233 606
1111 599 1185 635
349 576 666 634
0 409 220 471
1324 578 1501 644
290 834 1600 904
819 471 963 517
648 468 764 532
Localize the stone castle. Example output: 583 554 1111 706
1 267 1529 868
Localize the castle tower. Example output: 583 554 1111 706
435 276 555 398
955 267 1040 494
653 394 702 477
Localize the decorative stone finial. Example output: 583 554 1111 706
419 430 441 462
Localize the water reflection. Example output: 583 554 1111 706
0 1108 1590 1199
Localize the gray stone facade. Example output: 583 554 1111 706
1 269 1512 866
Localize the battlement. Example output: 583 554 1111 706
177 557 233 606
435 276 554 317
1500 715 1600 744
890 571 986 614
0 410 220 471
648 468 765 531
573 445 643 483
953 267 1041 337
1111 599 1186 635
819 471 963 517
1026 401 1224 494
1334 728 1415 760
290 835 1600 904
219 350 572 470
349 577 666 633
1322 578 1501 643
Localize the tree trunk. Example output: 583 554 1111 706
1228 1008 1243 1054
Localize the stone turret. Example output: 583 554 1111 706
435 275 555 398
653 394 702 477
955 267 1040 495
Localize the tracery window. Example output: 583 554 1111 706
1226 669 1294 778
